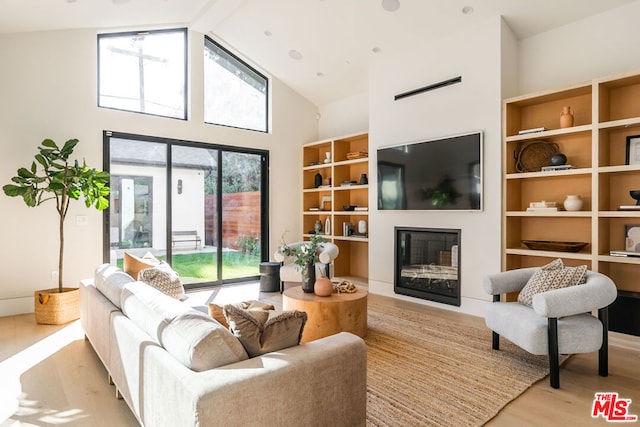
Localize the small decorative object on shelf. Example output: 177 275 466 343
324 152 331 163
563 195 583 211
358 220 367 234
314 172 322 188
527 200 558 212
325 217 330 235
560 106 574 128
518 127 548 135
359 173 368 185
516 140 559 172
618 190 640 210
521 240 588 252
550 153 567 166
314 220 323 234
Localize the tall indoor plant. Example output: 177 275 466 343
3 138 110 323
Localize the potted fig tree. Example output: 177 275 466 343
3 138 110 324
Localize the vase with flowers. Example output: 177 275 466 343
279 233 327 293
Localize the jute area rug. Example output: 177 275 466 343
365 299 567 426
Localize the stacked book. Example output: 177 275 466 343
541 165 574 172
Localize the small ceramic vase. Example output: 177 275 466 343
325 217 331 235
314 219 323 234
314 276 333 297
564 195 583 211
314 172 322 188
560 106 574 128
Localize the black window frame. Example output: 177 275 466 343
103 130 270 289
97 28 188 121
204 35 269 133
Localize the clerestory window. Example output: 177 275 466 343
204 36 269 133
98 28 187 120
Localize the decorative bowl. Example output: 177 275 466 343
630 190 640 205
343 205 356 211
521 240 588 252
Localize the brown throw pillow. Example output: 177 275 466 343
123 251 159 278
223 304 307 357
518 259 587 307
208 300 275 328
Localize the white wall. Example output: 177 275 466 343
519 1 640 95
0 29 318 316
318 92 369 140
366 16 507 316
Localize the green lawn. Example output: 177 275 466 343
117 252 260 283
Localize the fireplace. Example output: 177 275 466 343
394 227 461 306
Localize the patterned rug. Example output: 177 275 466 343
365 299 566 426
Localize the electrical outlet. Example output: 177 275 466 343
76 215 88 225
51 271 59 281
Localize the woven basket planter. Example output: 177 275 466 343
34 287 80 325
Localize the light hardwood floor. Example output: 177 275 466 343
1 283 638 426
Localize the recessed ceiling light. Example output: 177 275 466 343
264 30 272 37
112 0 131 4
372 47 382 54
289 50 303 60
462 6 474 15
381 0 400 12
317 72 325 77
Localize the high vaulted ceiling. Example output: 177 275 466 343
1 0 637 106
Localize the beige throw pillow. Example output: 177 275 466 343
223 304 307 357
208 300 275 328
123 251 159 278
517 258 587 307
137 261 186 300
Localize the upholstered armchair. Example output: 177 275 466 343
274 241 339 291
483 267 617 388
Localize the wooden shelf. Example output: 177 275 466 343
503 70 640 336
303 132 369 279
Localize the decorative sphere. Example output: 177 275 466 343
550 153 567 166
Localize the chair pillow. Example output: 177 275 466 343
223 304 307 357
123 251 159 278
208 300 275 328
518 259 587 307
137 261 185 300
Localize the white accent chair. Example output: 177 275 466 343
274 241 339 292
483 268 617 388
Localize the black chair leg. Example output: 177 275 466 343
548 317 560 389
492 332 500 350
599 307 609 377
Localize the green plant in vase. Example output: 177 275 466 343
279 233 327 293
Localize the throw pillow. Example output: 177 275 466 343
208 300 275 328
223 304 307 357
137 261 186 300
518 259 587 307
123 251 159 279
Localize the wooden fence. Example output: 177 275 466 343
205 192 261 250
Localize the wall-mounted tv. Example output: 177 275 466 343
377 131 482 211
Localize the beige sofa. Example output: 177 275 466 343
80 264 367 427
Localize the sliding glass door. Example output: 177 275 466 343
104 131 268 288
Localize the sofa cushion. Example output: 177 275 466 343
123 251 159 279
161 312 248 371
138 261 186 300
94 263 135 308
224 304 307 357
518 259 587 307
121 281 247 370
208 300 275 328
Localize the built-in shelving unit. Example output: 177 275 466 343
302 132 369 280
503 71 640 332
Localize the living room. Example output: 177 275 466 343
1 0 640 425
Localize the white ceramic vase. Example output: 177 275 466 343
564 195 583 211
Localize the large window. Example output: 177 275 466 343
98 28 187 119
104 131 269 289
204 37 268 132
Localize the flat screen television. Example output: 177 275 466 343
377 131 482 211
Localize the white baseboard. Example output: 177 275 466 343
368 279 487 318
0 296 33 317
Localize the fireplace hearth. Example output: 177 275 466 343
394 227 460 306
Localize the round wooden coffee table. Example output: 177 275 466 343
282 286 367 343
